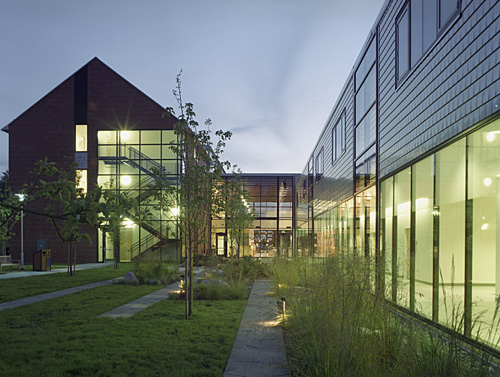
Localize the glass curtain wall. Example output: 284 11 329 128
310 198 355 258
212 175 294 258
97 130 180 262
379 118 500 345
469 121 500 345
395 168 411 308
381 176 394 300
414 156 434 318
436 139 466 330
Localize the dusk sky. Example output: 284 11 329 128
1 0 386 175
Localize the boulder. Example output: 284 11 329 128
147 279 162 285
123 271 139 284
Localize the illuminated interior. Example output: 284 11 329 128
96 129 180 262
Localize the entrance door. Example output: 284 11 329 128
101 231 114 261
216 233 225 256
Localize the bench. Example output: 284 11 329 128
0 255 20 272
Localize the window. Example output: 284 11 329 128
75 124 87 151
355 37 377 158
332 111 346 163
396 6 410 80
315 148 324 182
440 0 459 28
396 0 459 81
355 107 376 158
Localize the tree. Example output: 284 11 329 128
0 171 19 253
164 72 232 319
223 170 255 259
4 159 138 275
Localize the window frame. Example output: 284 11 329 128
315 147 324 183
332 110 346 165
396 2 410 82
396 0 460 85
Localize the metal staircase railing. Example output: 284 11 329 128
101 144 179 260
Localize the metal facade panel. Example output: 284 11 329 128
378 0 500 178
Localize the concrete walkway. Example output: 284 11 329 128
0 279 113 312
98 267 206 318
223 280 290 377
0 262 113 279
98 279 182 318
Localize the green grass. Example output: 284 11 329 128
0 264 137 303
0 284 246 376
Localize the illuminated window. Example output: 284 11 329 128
76 170 87 193
75 124 87 152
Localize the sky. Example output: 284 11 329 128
0 0 386 175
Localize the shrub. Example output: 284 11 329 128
192 253 222 267
223 256 269 281
193 278 250 300
134 261 177 284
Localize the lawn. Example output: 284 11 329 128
0 283 246 376
0 264 137 303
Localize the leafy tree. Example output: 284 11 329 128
0 171 19 253
3 159 138 275
164 72 232 319
223 170 255 259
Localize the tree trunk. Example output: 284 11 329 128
185 238 189 320
113 233 119 270
189 245 193 317
67 242 72 276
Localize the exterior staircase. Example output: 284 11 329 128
101 144 179 261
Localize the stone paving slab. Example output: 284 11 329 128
0 262 113 279
0 279 113 311
97 280 181 318
223 280 290 377
97 268 205 319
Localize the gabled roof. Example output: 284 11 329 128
2 57 166 133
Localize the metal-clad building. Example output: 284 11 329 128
298 0 500 345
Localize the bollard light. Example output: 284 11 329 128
281 296 286 316
180 274 185 293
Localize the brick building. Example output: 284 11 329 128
3 58 181 264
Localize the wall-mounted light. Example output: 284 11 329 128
123 218 134 228
120 175 131 186
481 223 488 230
120 131 130 141
484 177 492 187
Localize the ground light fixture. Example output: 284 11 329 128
281 296 286 317
15 193 27 270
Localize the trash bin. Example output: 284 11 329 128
43 249 51 271
33 249 51 271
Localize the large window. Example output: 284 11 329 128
97 130 180 262
355 38 377 158
414 156 434 318
332 111 346 163
378 119 500 344
355 37 377 193
396 0 460 81
315 148 324 182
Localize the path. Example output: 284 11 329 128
98 267 205 318
0 279 113 311
223 280 290 377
